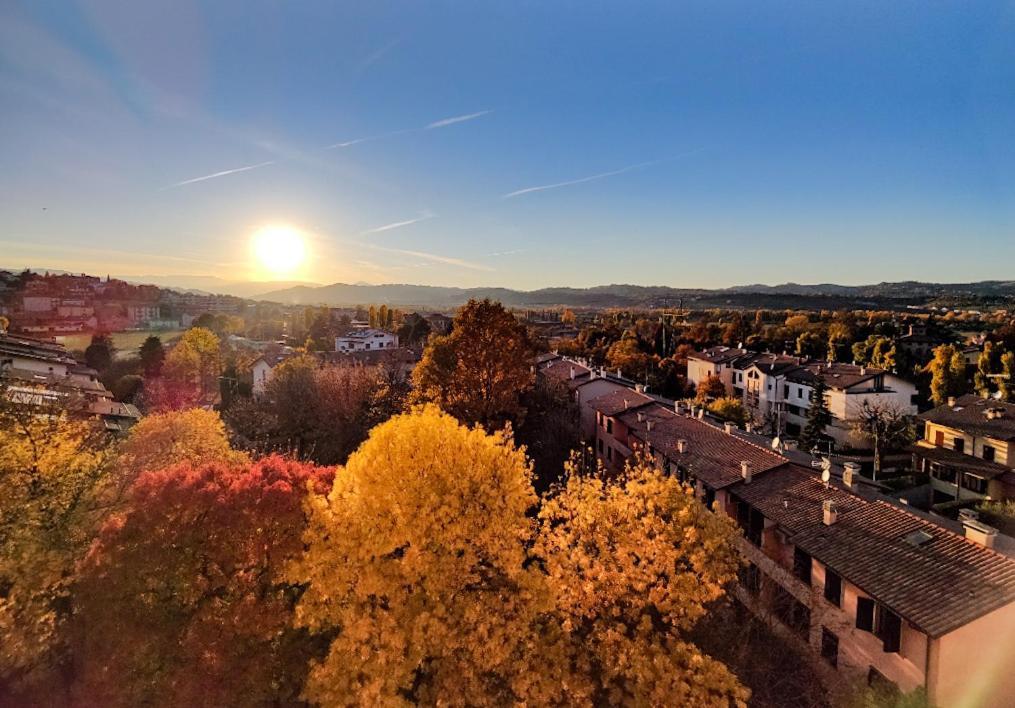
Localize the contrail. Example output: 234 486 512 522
503 161 656 199
162 160 275 189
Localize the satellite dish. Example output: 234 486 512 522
821 457 833 472
771 436 782 450
821 469 831 484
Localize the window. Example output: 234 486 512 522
734 497 765 546
961 474 988 495
798 388 804 399
739 563 761 596
783 384 789 398
983 445 996 462
824 570 842 607
821 628 839 667
953 437 965 453
793 547 812 585
597 438 603 454
856 597 875 632
772 584 810 639
931 464 956 484
934 430 944 447
606 419 613 434
876 606 902 653
704 486 716 510
607 446 613 461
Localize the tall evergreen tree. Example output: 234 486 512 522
799 379 832 452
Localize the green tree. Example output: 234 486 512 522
138 335 165 377
84 333 115 372
799 380 832 452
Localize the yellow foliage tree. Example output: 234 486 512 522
290 407 747 706
536 462 748 706
0 395 110 695
165 326 221 396
115 408 248 479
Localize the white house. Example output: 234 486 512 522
335 328 399 352
251 349 296 397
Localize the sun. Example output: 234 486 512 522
251 225 307 278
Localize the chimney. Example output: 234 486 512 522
697 408 705 419
859 367 866 375
647 420 654 432
624 399 630 410
569 366 575 380
637 411 645 423
947 396 957 408
741 461 752 483
822 500 838 526
677 439 688 454
724 422 735 435
962 518 998 549
842 462 860 490
616 368 622 377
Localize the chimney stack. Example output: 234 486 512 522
947 396 957 407
962 518 998 549
822 500 838 526
647 420 654 432
843 462 860 490
741 461 752 483
697 408 705 420
570 366 575 380
677 439 688 454
724 422 735 435
637 412 645 423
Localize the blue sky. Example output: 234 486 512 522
2 1 1014 289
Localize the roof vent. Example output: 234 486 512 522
676 439 689 454
822 500 838 526
741 461 752 484
962 518 998 549
947 396 957 408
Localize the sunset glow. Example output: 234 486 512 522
251 226 307 277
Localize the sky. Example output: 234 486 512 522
2 1 1015 290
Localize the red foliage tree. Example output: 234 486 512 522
69 456 333 707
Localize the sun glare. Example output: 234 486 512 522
251 225 307 277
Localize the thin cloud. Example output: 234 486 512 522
162 160 275 189
361 212 436 235
486 248 526 257
425 110 491 129
503 161 656 199
357 241 494 271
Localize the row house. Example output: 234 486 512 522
724 464 1015 708
535 353 639 440
912 395 1015 504
726 356 917 451
572 378 1015 706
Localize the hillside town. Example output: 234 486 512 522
3 266 1015 705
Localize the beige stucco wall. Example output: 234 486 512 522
929 600 1015 708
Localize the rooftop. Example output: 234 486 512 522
729 463 1015 637
586 388 654 417
919 395 1015 442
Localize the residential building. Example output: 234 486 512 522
569 376 1015 705
250 347 297 398
335 328 399 352
687 346 756 393
912 395 1015 504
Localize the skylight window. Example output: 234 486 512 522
903 529 934 547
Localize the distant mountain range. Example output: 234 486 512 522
257 280 1015 310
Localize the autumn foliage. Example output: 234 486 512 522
70 455 333 707
290 406 746 706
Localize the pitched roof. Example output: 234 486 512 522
919 395 1015 442
910 443 1013 479
538 358 592 387
586 389 654 417
729 464 1015 637
689 346 752 365
785 362 886 391
625 405 787 489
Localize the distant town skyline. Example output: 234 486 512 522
3 2 1015 289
